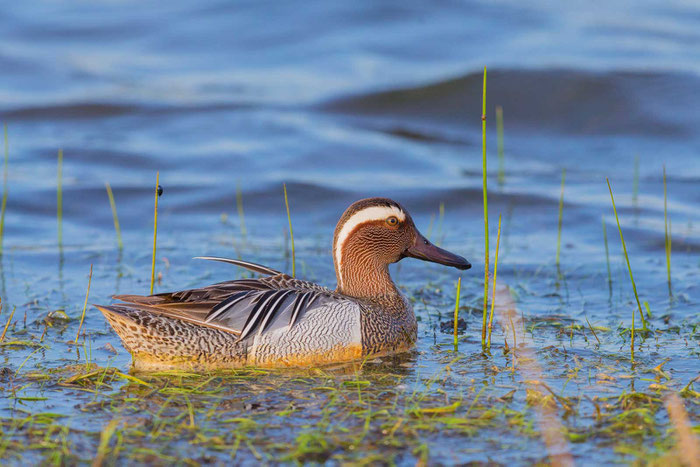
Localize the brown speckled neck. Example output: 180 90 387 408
334 231 405 310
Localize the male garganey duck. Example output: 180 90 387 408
97 198 471 371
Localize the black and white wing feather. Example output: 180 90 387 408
112 257 342 341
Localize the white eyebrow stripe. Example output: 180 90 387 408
335 205 405 288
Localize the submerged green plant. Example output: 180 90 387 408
487 214 502 349
0 123 8 255
556 169 566 267
663 165 671 290
75 264 93 344
283 183 295 277
57 149 63 247
104 182 123 250
496 106 504 185
606 177 647 362
453 276 461 351
150 172 160 295
481 66 489 349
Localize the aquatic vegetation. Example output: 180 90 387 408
104 182 123 250
585 316 601 346
0 261 697 465
150 172 160 295
283 183 296 277
74 264 93 344
481 66 489 350
606 178 647 362
487 215 502 349
453 276 461 350
0 306 15 342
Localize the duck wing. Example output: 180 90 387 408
112 257 339 341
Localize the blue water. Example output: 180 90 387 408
0 1 698 465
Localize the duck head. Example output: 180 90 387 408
333 197 471 299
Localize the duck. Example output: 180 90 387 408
96 197 471 371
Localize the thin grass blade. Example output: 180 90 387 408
283 183 295 277
105 182 122 250
606 177 646 362
75 264 93 343
453 276 461 351
487 214 502 349
481 66 489 349
150 172 160 295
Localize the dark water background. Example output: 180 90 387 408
0 1 698 465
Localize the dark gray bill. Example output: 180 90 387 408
404 233 471 270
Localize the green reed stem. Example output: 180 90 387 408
150 172 159 295
602 216 611 285
496 106 504 185
57 149 63 247
0 124 8 255
607 177 646 362
283 183 295 277
0 305 15 342
585 316 601 346
556 168 566 267
630 296 635 362
236 182 247 239
104 182 123 250
453 276 461 351
481 66 489 349
509 314 516 371
487 214 502 349
75 264 93 344
663 165 671 288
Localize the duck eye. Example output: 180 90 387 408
386 216 399 226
